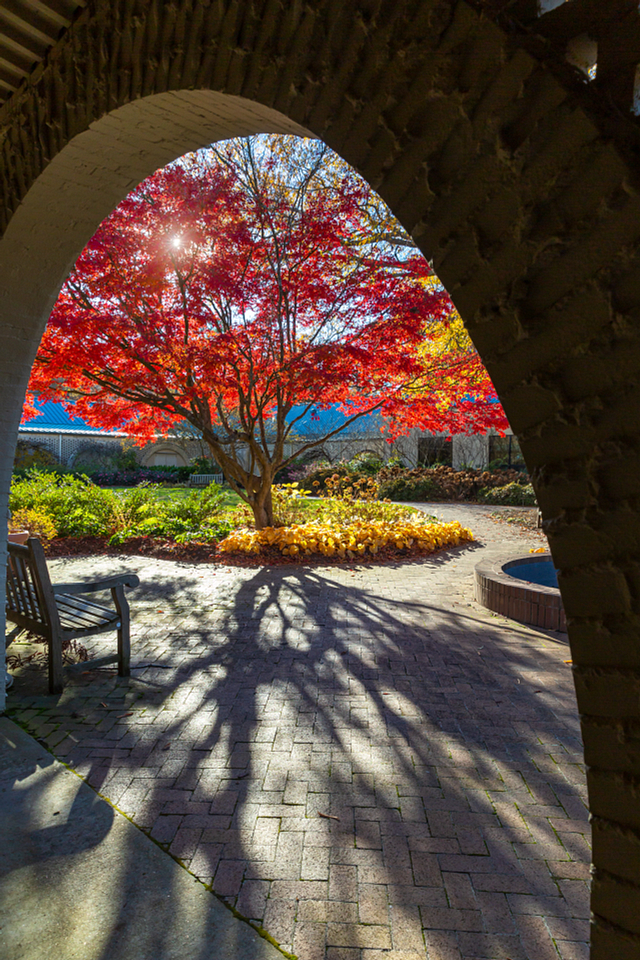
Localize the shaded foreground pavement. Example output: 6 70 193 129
0 718 282 960
3 504 590 959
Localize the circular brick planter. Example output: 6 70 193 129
475 553 567 633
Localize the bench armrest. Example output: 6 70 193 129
52 574 140 595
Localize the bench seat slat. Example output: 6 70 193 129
55 594 117 621
56 607 116 631
57 613 115 632
61 620 123 639
56 593 113 613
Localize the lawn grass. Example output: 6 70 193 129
111 484 242 511
110 484 325 520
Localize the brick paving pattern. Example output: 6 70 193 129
7 504 590 959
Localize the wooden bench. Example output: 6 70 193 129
5 537 140 694
188 473 224 487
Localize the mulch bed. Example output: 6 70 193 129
43 535 469 568
44 536 219 564
486 508 541 532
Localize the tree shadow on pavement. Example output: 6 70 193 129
6 550 588 958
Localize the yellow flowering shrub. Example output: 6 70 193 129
9 506 57 541
218 518 473 559
271 482 314 525
271 480 420 526
317 474 380 501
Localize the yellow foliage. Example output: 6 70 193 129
9 507 57 541
218 518 473 559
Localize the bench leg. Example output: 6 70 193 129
112 585 131 677
48 630 64 694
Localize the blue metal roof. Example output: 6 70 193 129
286 405 383 437
20 399 381 439
20 399 123 436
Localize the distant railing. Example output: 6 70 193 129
189 473 224 487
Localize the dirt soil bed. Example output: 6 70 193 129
43 534 457 568
486 506 540 532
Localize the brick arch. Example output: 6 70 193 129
2 1 640 954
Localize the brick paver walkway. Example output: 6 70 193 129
6 504 590 960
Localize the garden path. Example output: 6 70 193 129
6 504 589 960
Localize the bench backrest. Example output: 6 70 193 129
189 473 224 486
5 538 60 639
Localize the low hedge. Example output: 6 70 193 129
302 465 370 494
376 476 442 501
477 482 537 506
377 465 529 502
13 463 226 487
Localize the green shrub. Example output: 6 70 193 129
189 455 221 474
106 481 228 542
377 464 530 502
12 440 61 475
157 483 227 535
10 471 117 536
9 506 58 541
477 482 537 506
173 519 235 544
346 452 384 475
377 476 443 502
10 471 229 543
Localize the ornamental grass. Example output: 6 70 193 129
218 518 473 559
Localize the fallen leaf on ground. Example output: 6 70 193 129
318 811 340 821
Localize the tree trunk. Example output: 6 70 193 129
251 486 273 529
203 441 276 529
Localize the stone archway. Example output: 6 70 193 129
2 2 640 954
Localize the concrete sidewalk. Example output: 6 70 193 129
0 717 282 960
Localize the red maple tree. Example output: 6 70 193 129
25 136 507 528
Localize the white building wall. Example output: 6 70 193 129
452 434 490 470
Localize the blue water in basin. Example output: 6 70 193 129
507 560 558 589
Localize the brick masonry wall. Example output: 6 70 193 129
1 1 640 953
475 555 568 633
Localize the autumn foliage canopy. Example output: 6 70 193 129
25 135 507 527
